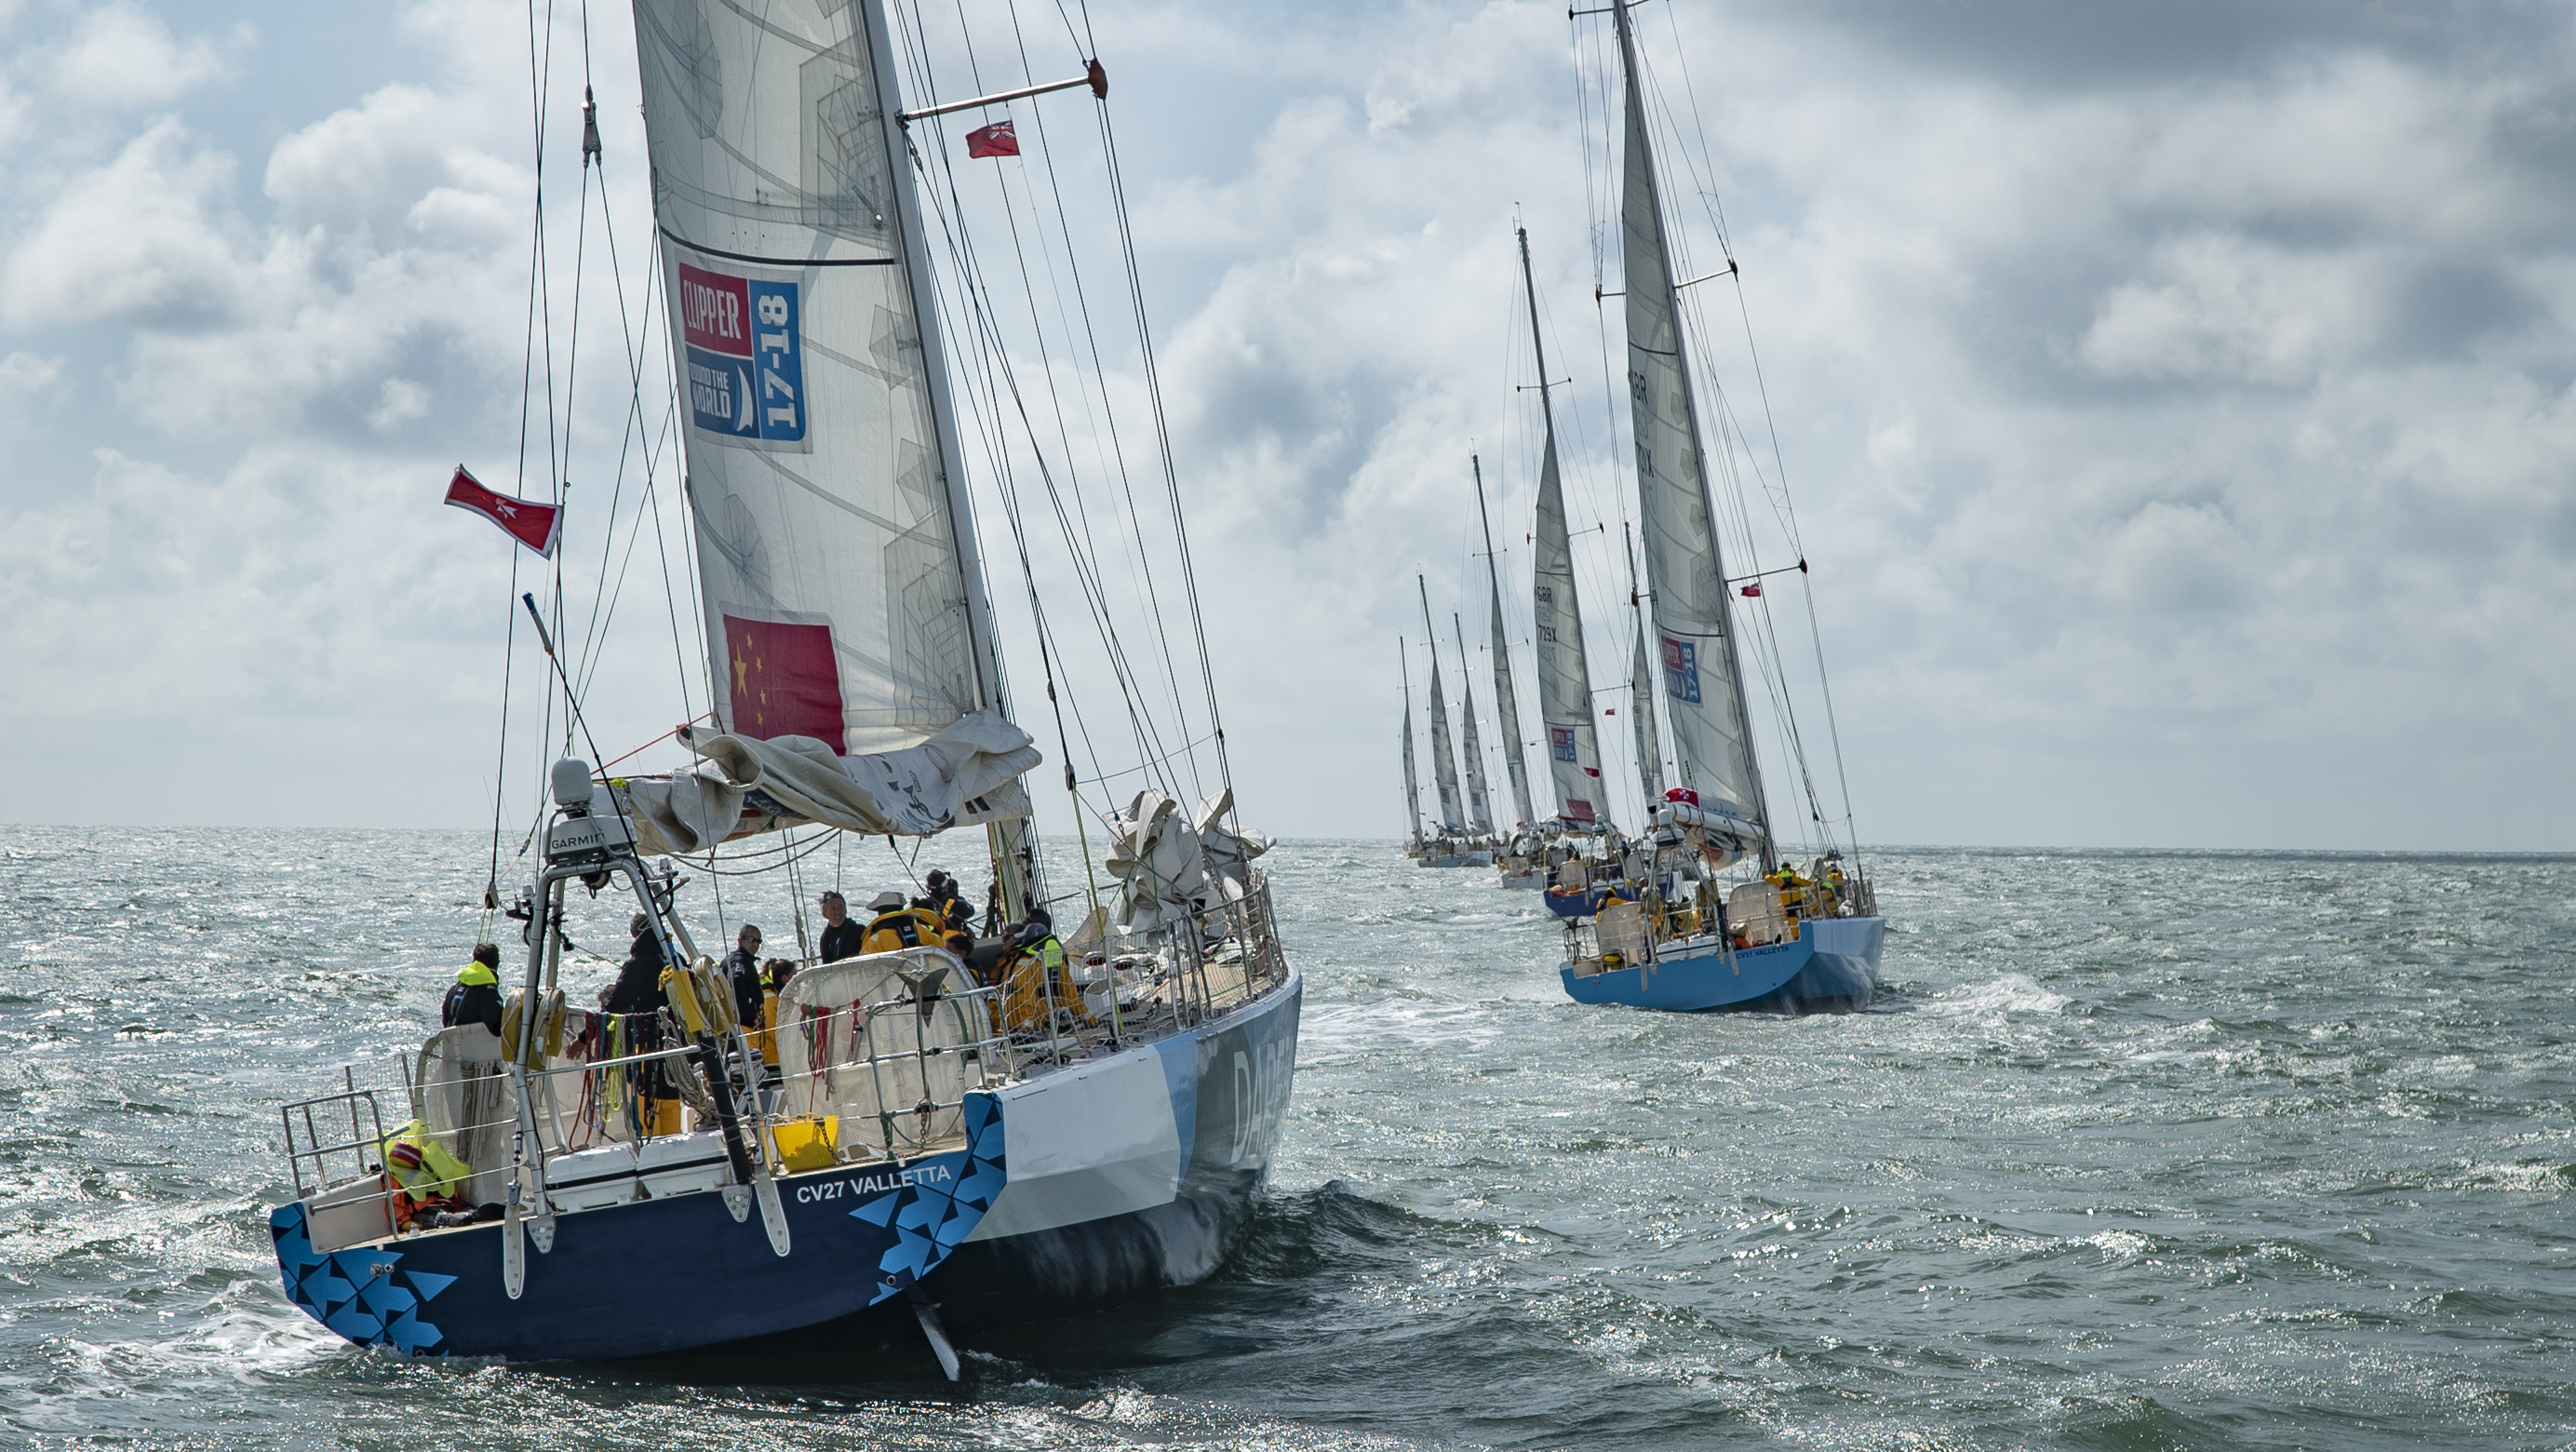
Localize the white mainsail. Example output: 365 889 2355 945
631 0 1033 835
1629 620 1665 805
1624 524 1665 806
1473 458 1534 829
1419 577 1465 831
1518 227 1606 827
1400 642 1425 844
1453 614 1496 837
1611 2 1765 841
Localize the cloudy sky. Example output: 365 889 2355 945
2 0 2570 851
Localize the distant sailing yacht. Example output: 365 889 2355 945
1408 577 1494 867
1554 0 1884 1013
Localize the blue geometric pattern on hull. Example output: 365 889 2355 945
1561 916 1885 1013
854 1090 1005 1298
270 1203 455 1353
267 1090 1007 1361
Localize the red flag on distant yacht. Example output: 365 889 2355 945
1739 583 1763 598
965 120 1019 157
443 466 560 557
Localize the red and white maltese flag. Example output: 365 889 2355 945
443 466 561 558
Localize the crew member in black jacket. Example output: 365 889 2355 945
440 943 505 1036
817 891 865 963
601 914 682 1137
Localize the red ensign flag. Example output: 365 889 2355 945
965 120 1019 158
443 467 561 557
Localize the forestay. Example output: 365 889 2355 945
633 0 1028 822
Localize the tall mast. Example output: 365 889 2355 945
1417 574 1465 832
1518 225 1608 828
1472 455 1534 829
1607 0 1773 867
1623 521 1664 807
860 0 1035 915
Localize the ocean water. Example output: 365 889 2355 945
5 829 2573 1449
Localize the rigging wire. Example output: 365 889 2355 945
893 10 1190 811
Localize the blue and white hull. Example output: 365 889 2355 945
272 971 1301 1359
1561 917 1883 1014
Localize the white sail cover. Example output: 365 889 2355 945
633 0 1031 828
1425 640 1465 831
1105 789 1205 933
1486 564 1534 828
1532 441 1606 825
1629 622 1665 803
1616 9 1764 837
1194 788 1271 896
1456 657 1496 836
617 715 1041 855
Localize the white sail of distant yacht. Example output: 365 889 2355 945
1453 613 1497 837
1614 8 1767 850
1623 524 1665 806
1400 640 1426 852
1518 227 1607 828
1472 458 1534 829
1419 576 1465 832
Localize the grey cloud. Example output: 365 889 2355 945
1746 0 2571 91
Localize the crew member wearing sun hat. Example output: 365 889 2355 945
861 889 946 955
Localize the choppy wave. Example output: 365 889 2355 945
6 833 2576 1448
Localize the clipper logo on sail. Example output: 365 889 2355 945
1550 727 1577 763
1660 635 1701 705
680 263 806 444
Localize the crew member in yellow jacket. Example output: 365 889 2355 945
999 919 1087 1032
860 889 948 955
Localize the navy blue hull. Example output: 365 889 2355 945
272 974 1303 1360
271 1097 1006 1361
1561 917 1885 1014
1544 887 1609 919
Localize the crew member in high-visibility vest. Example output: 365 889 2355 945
860 890 946 955
440 944 503 1036
379 1119 472 1230
1000 919 1086 1031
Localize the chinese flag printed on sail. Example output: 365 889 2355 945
965 119 1019 158
721 614 846 749
443 466 561 557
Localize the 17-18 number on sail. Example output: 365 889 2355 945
679 262 806 445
